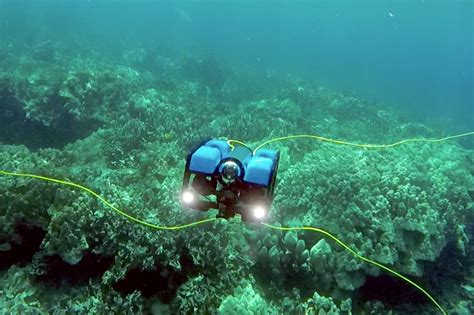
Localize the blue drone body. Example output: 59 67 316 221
181 139 280 222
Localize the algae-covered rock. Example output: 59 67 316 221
309 239 332 271
0 42 472 315
218 281 278 315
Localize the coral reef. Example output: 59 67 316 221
0 46 472 314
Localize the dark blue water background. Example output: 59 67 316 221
1 0 472 129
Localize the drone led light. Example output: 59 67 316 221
252 205 267 220
182 190 195 204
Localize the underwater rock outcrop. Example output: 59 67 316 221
0 48 472 314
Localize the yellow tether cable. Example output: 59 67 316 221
226 139 253 152
0 170 216 230
3 130 472 314
0 168 447 314
226 131 474 155
0 170 446 313
262 223 446 315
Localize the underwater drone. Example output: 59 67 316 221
181 139 280 222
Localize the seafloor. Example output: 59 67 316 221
0 43 473 314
